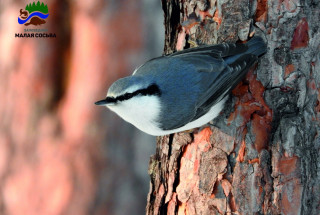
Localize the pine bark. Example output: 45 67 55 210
146 0 320 214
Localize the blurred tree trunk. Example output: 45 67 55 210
146 0 320 214
0 1 146 215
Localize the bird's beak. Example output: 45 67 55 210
95 97 116 106
95 99 108 106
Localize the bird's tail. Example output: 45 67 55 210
224 36 267 64
244 36 267 56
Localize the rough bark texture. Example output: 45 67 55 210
147 0 320 214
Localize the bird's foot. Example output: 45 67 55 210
183 129 195 134
207 120 215 126
188 39 199 48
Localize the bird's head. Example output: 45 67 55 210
95 75 162 132
95 76 161 108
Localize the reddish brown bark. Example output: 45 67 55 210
147 0 320 214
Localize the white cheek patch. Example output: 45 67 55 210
107 95 162 134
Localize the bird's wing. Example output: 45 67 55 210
156 37 266 131
192 54 258 120
160 51 258 131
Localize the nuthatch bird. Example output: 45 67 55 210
95 36 267 136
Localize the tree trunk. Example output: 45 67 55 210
146 0 320 214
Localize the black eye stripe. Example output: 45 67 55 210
107 84 161 103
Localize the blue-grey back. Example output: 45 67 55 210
134 56 223 130
132 36 266 130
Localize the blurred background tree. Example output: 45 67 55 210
0 0 163 214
